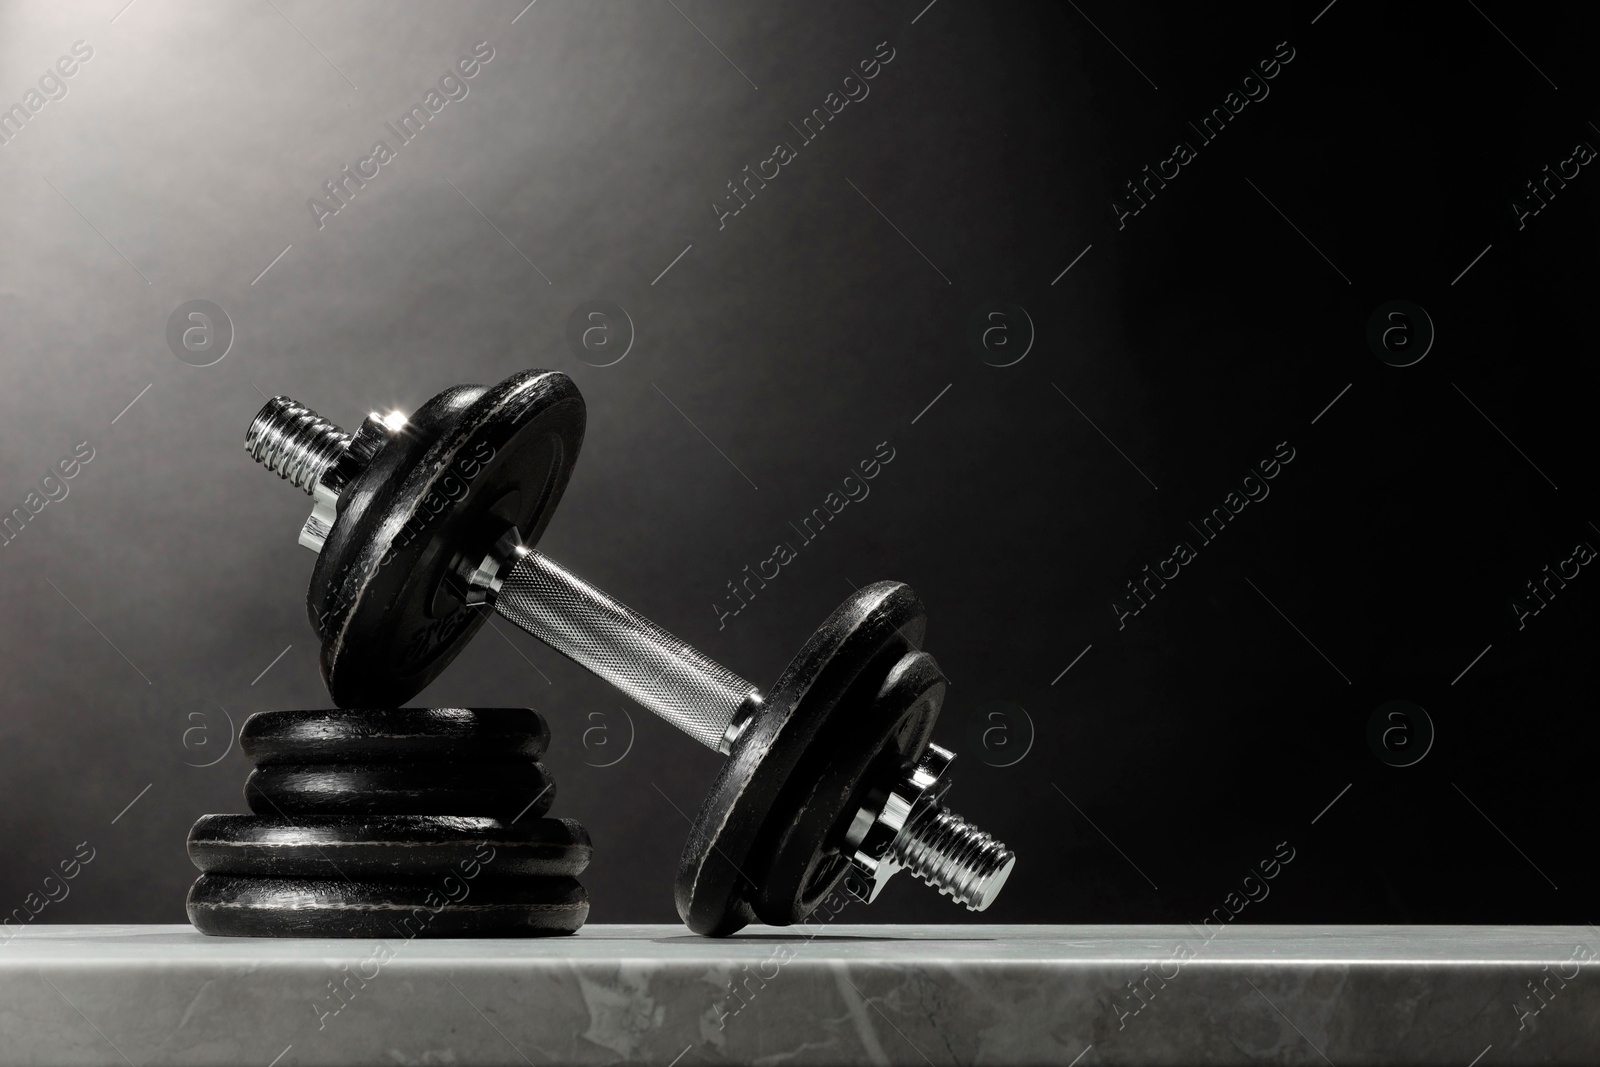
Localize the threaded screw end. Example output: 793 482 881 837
891 803 1016 911
246 396 350 496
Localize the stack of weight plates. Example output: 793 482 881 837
186 708 590 937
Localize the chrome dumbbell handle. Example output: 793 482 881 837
491 548 759 754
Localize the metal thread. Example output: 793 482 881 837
892 802 1015 911
246 396 350 495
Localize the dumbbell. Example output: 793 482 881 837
245 369 1014 935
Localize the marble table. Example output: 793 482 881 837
1 925 1594 1065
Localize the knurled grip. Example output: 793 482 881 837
493 550 758 752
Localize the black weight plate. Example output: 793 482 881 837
675 581 927 936
752 649 945 926
311 369 586 708
244 762 555 819
241 708 549 765
187 815 591 879
187 873 588 938
307 385 475 702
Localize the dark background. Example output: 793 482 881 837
1 0 1594 929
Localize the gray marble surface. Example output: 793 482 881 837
1 925 1595 1064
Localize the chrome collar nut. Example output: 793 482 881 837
843 743 1016 912
301 412 408 552
843 743 954 903
456 522 528 607
243 398 410 553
